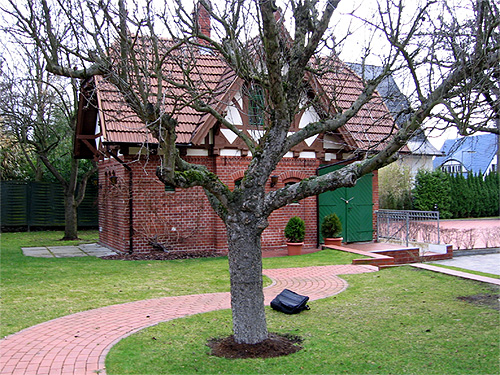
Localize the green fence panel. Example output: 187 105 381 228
1 181 29 226
1 181 98 229
29 182 65 226
77 184 98 226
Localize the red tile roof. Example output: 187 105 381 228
316 57 397 151
78 41 398 154
94 47 235 145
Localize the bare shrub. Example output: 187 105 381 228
440 228 455 246
461 229 476 250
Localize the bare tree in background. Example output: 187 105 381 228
3 0 498 345
0 44 97 240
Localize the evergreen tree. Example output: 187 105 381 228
485 172 500 216
449 173 464 218
413 170 452 218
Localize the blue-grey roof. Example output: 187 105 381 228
433 133 498 174
347 63 411 127
347 63 441 156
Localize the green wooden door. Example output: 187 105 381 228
318 165 374 243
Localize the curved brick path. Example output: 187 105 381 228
0 264 377 375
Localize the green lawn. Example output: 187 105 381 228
1 231 498 374
0 231 230 337
107 267 499 375
0 231 356 337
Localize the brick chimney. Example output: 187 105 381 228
195 1 211 44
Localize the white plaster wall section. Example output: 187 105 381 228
324 134 344 150
220 129 239 144
224 91 244 126
220 149 241 156
325 153 338 161
222 91 244 145
249 129 265 142
186 149 209 156
299 107 320 146
299 151 316 158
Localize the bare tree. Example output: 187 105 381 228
0 44 97 239
3 0 498 345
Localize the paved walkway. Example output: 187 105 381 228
431 253 500 275
0 264 377 375
411 263 500 285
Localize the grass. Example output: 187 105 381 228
429 263 500 279
2 230 499 374
0 231 355 338
262 249 362 269
106 267 500 375
0 230 229 337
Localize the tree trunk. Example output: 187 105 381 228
63 191 78 240
226 220 268 344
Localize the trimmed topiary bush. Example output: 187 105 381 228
284 216 305 243
321 213 342 238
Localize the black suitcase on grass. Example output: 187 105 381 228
270 289 310 314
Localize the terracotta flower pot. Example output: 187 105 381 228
324 237 343 247
286 242 303 256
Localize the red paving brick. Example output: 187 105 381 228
0 265 376 375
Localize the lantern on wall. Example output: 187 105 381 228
109 171 118 185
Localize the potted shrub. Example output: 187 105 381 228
321 213 343 246
284 216 305 256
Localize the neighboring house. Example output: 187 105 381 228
348 63 443 179
434 133 498 176
74 9 398 254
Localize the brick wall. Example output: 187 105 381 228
98 155 378 253
98 159 131 253
213 156 320 251
99 156 220 253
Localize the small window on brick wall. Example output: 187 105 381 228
249 84 265 127
164 183 175 192
234 178 243 189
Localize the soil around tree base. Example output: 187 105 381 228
207 333 303 359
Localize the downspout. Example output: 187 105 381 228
108 149 134 254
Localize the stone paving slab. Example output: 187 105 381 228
48 247 89 257
432 253 500 275
0 264 377 375
20 247 55 258
22 244 116 258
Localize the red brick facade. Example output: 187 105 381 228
98 154 345 253
99 154 380 253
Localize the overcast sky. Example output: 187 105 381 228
0 0 464 150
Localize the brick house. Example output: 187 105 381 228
74 8 396 254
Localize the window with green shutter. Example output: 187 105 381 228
249 84 265 127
